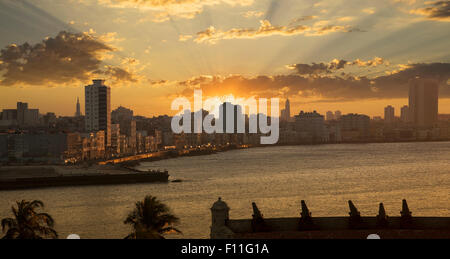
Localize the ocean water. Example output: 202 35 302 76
1 142 449 239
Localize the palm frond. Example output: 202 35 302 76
1 218 16 232
1 199 57 239
35 212 55 227
28 200 44 209
124 195 181 237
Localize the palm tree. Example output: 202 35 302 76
124 195 181 239
1 200 57 239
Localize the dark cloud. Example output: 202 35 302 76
99 66 137 83
149 79 168 85
288 57 387 76
429 1 450 18
411 1 450 21
288 62 331 75
178 63 450 101
375 63 450 89
288 16 317 26
0 31 136 86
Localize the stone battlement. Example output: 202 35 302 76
210 198 450 239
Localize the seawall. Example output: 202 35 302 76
0 171 169 190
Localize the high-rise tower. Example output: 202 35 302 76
85 79 111 146
400 105 410 122
384 105 395 124
408 78 438 128
75 97 81 117
285 98 291 120
281 98 291 121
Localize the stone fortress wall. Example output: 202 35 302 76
210 198 450 239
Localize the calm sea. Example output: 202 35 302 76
1 142 449 239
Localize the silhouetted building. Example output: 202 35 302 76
75 97 81 117
409 78 438 128
400 105 410 122
42 112 57 127
326 111 334 121
280 98 291 122
335 110 342 120
341 113 370 141
384 105 395 124
55 116 85 132
112 106 133 123
0 102 39 127
1 132 83 163
295 111 326 143
438 114 450 121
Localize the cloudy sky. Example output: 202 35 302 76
0 0 449 117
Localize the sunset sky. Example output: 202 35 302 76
0 0 449 117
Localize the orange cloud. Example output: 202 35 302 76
174 63 450 102
193 20 359 44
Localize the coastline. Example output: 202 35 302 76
115 139 450 165
0 164 169 191
100 144 249 166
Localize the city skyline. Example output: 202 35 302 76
0 0 449 117
0 86 443 121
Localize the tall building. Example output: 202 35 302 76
280 98 291 122
17 102 28 126
284 98 290 120
75 97 81 117
334 110 342 120
408 78 438 128
85 79 111 146
400 105 410 122
326 111 334 121
280 109 286 121
219 102 233 133
384 105 395 124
